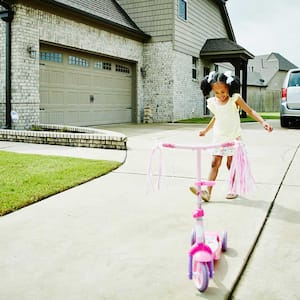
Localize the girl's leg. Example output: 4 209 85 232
226 155 233 170
207 155 223 195
189 155 222 201
226 155 238 199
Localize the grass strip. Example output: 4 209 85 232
176 112 279 124
0 151 121 216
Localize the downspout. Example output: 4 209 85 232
0 1 14 129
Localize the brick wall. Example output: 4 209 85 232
143 42 204 122
173 51 203 120
0 124 127 150
143 42 174 122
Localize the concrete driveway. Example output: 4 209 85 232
0 120 299 300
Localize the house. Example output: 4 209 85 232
246 52 298 112
0 0 253 129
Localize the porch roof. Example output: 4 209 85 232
200 38 254 62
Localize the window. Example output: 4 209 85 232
68 56 89 67
40 51 63 63
94 61 112 70
192 57 197 79
288 71 300 87
116 64 130 74
178 0 187 20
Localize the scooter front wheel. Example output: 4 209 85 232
192 260 209 292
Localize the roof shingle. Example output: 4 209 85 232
43 0 149 39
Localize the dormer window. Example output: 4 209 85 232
178 0 187 20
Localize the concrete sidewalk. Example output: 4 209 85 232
0 120 299 300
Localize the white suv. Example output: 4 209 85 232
280 68 300 127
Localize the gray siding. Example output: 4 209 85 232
116 0 173 41
175 0 228 57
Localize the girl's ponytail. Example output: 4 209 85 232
200 71 241 96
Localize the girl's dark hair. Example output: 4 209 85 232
200 71 240 97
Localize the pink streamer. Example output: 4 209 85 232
228 143 256 195
147 144 163 191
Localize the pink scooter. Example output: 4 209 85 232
161 141 234 292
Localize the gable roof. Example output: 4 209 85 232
247 52 298 85
268 52 298 70
41 0 150 41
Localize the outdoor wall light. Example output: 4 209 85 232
140 67 146 78
27 45 37 59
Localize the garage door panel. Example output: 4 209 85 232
50 70 64 84
103 77 131 89
40 46 133 125
93 92 131 105
51 91 64 104
39 89 49 104
65 111 80 123
93 74 113 87
64 92 91 105
64 71 91 87
41 111 64 124
76 74 91 87
40 68 49 84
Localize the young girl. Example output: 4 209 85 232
191 71 273 201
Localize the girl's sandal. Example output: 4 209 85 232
189 187 211 202
201 190 211 202
226 193 238 199
189 186 199 196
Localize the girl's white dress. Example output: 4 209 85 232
207 93 241 156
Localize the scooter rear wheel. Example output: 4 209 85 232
221 231 228 252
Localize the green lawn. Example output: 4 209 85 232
0 151 121 216
176 112 280 124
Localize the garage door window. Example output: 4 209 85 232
40 51 63 63
94 61 112 70
68 55 89 67
116 64 130 74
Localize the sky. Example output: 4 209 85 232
226 0 300 67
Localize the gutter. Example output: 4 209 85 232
0 1 14 129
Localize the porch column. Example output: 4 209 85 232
240 60 248 117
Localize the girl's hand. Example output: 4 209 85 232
199 129 206 136
263 121 273 132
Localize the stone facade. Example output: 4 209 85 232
143 42 174 122
0 3 207 129
173 51 204 120
0 124 127 149
143 42 204 122
0 3 144 129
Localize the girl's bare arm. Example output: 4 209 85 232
236 96 273 132
199 116 215 136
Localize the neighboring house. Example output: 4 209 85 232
0 0 253 129
247 52 298 112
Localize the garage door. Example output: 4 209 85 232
39 45 134 126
